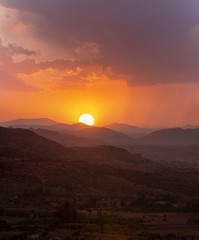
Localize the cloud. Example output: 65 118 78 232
0 38 117 91
18 61 118 91
1 0 199 86
0 39 36 91
7 43 39 56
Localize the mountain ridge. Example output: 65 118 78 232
61 126 134 145
33 128 104 147
106 123 158 138
0 118 58 127
137 127 199 146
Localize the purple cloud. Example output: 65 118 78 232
7 43 39 56
1 0 199 86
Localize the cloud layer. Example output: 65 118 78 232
1 0 199 88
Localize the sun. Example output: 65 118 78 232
79 113 94 126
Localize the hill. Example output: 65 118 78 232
0 126 150 196
0 127 139 166
106 123 158 138
61 126 134 145
0 126 69 159
137 128 199 146
0 118 57 127
33 128 104 147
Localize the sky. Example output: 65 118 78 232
0 0 199 127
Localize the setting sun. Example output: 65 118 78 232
79 114 94 126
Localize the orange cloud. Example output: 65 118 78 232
0 37 125 92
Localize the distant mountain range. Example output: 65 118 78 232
61 126 133 145
137 128 199 146
0 118 134 146
0 118 57 127
106 123 158 138
1 118 199 146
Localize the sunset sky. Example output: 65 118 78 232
1 0 199 127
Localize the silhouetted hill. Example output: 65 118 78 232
33 128 103 147
0 118 57 127
62 126 134 145
0 126 149 195
106 123 158 138
0 127 68 159
0 127 138 165
137 128 199 146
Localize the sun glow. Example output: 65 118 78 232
79 113 94 126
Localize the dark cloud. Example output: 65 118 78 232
1 0 199 86
7 43 39 56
